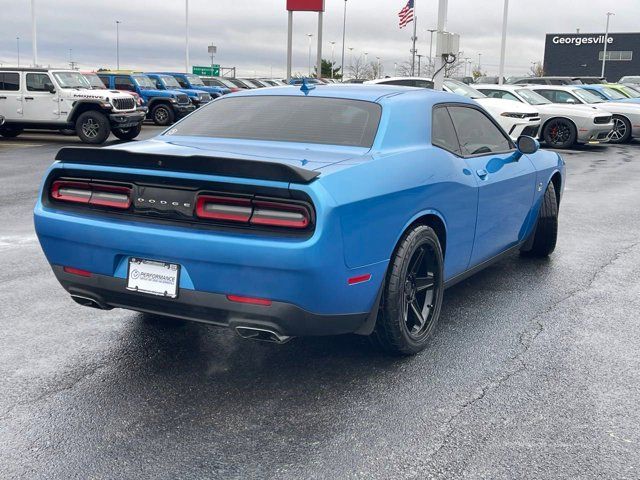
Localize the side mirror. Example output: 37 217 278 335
516 135 539 155
45 83 56 94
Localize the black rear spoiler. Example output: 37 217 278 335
55 147 321 184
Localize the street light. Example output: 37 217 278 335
16 36 20 67
498 0 509 84
376 56 381 78
340 0 347 82
427 28 437 76
601 12 615 78
348 47 354 68
416 54 423 77
394 62 397 76
31 0 38 66
185 0 190 73
364 52 368 65
115 20 121 69
330 41 336 78
307 33 314 76
478 53 482 71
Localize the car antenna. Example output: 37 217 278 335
300 78 315 95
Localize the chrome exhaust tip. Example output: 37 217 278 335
235 326 292 344
70 294 110 310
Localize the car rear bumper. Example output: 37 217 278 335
53 265 370 336
109 110 146 128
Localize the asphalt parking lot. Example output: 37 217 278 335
1 130 639 479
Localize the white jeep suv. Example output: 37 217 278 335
0 68 146 144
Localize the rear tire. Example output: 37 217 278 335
608 115 632 144
76 111 110 144
0 127 23 138
542 119 576 149
521 181 558 257
151 104 175 126
112 124 142 141
371 225 444 356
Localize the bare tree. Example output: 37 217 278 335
396 61 413 77
529 61 545 77
367 61 384 80
348 55 372 80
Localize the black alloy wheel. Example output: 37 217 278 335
372 225 444 355
543 119 576 149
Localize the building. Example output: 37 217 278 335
543 32 640 81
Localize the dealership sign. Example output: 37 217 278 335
286 0 324 11
552 35 614 46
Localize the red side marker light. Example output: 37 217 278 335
63 266 92 277
348 274 372 285
226 294 272 306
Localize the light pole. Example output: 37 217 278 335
427 28 437 76
364 52 368 65
348 47 354 69
376 56 381 78
498 0 509 84
416 54 423 76
330 41 336 79
115 20 121 69
16 36 20 67
31 0 38 66
601 12 614 78
307 34 314 77
185 0 190 73
433 0 448 90
478 53 482 71
340 0 347 82
394 62 397 76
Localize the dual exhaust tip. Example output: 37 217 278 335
235 326 292 344
70 294 291 344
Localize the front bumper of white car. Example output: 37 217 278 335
576 120 614 144
504 115 541 139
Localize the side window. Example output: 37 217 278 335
114 76 134 91
382 79 414 87
481 89 520 102
528 78 545 85
431 106 461 155
26 73 53 92
0 72 20 91
414 80 434 89
553 90 580 104
586 89 607 100
176 77 189 88
448 106 512 156
535 90 555 102
97 75 110 88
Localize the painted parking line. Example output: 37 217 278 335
0 142 45 148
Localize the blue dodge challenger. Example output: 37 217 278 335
34 84 564 355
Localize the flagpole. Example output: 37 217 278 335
411 0 417 76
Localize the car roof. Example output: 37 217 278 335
523 84 579 91
227 84 469 105
0 67 49 72
475 84 520 91
365 76 433 83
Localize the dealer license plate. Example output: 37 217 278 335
126 258 180 298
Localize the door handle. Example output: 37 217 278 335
24 96 35 100
476 169 488 179
0 96 6 100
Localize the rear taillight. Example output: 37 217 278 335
51 180 131 210
195 195 252 222
251 200 310 229
195 194 311 229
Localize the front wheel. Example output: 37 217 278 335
608 115 632 144
112 124 142 141
521 181 558 257
151 104 175 126
76 111 110 144
371 225 444 356
542 119 576 149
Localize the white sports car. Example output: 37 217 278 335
475 84 613 149
529 85 640 144
442 79 541 140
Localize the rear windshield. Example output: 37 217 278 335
166 96 381 148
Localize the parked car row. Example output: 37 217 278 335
0 67 286 144
364 75 640 149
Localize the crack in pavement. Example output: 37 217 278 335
424 240 640 464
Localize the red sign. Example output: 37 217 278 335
287 0 324 12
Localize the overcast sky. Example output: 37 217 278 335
1 0 639 77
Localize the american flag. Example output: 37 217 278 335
398 0 414 29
